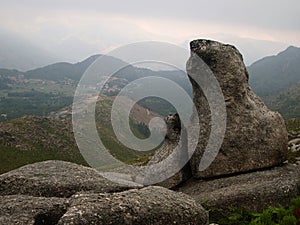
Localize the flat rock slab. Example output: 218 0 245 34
0 195 67 225
178 164 300 219
0 160 137 198
58 186 208 225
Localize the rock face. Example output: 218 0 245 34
0 160 209 225
188 39 288 178
146 113 191 188
58 186 208 225
178 164 300 220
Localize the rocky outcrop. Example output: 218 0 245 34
146 39 288 184
178 164 300 220
0 39 293 224
0 161 209 225
146 113 191 188
288 128 300 164
187 39 288 178
289 137 300 153
58 186 208 225
0 160 135 197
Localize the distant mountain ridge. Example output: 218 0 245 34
248 46 300 118
24 54 102 81
0 53 192 98
0 54 192 120
1 54 191 89
249 46 300 95
1 45 299 119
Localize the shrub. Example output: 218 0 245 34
211 196 300 225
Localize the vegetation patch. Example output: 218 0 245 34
210 196 300 225
95 98 154 164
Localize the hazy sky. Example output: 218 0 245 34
1 0 299 65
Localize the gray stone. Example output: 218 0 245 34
178 164 300 220
188 39 288 178
0 195 67 225
146 113 191 188
0 161 209 224
58 186 209 225
289 138 300 152
0 160 136 198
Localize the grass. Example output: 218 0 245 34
0 80 75 121
0 96 155 174
0 145 88 174
209 196 300 225
95 98 154 164
288 150 300 164
286 118 300 133
0 115 89 174
9 81 76 96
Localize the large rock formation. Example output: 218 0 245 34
0 39 293 224
0 160 209 225
188 39 288 178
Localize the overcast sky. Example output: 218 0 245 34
1 0 299 66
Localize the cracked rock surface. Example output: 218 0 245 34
0 160 209 225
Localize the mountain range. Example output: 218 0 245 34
249 46 300 118
0 54 191 121
0 45 300 120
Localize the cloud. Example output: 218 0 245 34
2 0 299 31
0 0 299 65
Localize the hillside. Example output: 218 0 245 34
261 84 300 119
249 46 300 118
0 94 161 174
0 55 191 121
2 46 300 120
249 46 300 95
23 54 126 81
0 115 87 174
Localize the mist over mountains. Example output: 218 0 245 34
0 29 59 71
0 28 291 71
